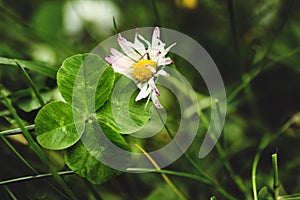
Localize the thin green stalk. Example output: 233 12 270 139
214 100 252 199
259 0 295 65
201 110 249 199
156 108 237 200
15 60 45 107
0 171 74 185
1 135 37 172
251 116 296 200
0 87 78 200
112 16 118 35
214 141 251 199
0 109 10 117
0 124 35 136
0 56 56 78
126 168 211 184
228 67 262 103
135 144 187 200
272 153 279 200
0 135 71 199
84 180 103 200
3 185 17 200
228 45 300 104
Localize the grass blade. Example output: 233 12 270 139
0 57 56 79
0 171 74 185
0 125 35 136
0 86 78 200
15 60 45 107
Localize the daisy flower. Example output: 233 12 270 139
105 27 176 109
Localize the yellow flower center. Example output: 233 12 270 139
132 60 157 83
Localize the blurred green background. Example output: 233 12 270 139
0 0 299 199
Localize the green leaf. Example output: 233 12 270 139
57 53 114 114
0 57 56 78
35 101 84 150
65 141 121 184
18 91 52 112
258 186 273 200
65 120 128 184
97 75 152 134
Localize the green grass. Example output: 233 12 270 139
0 0 299 199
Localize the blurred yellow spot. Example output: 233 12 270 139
7 134 28 145
176 0 198 9
132 60 157 83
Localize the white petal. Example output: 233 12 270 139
133 29 147 55
106 54 134 71
146 65 156 73
161 42 176 57
110 48 125 57
151 92 163 109
147 49 160 62
155 69 169 77
151 27 165 51
137 34 151 48
118 34 140 61
148 77 160 96
109 48 136 65
105 54 134 81
135 84 151 101
158 58 173 66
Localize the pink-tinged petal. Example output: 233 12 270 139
135 84 151 101
158 42 176 59
118 34 140 61
106 54 134 81
110 48 124 57
152 27 160 45
148 77 160 96
151 27 165 51
110 48 136 65
105 53 134 70
158 58 173 66
105 55 115 64
151 92 163 109
155 69 169 77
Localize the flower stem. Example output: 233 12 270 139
272 153 279 200
251 116 295 200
